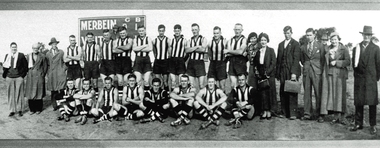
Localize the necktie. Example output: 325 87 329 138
11 55 15 68
308 43 312 56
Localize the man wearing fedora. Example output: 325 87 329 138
46 37 67 111
351 25 380 135
111 25 119 40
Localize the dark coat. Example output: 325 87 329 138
300 41 326 75
2 52 28 78
46 48 67 91
25 53 48 100
254 47 276 77
352 41 380 106
276 38 301 79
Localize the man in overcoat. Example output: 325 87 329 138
350 25 380 135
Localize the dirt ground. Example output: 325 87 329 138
0 66 380 141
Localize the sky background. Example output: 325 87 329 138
1 10 380 60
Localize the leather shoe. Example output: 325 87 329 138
349 125 363 131
317 116 324 123
289 116 296 120
300 116 311 121
8 112 15 117
18 111 23 117
370 126 377 135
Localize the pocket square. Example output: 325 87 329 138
316 50 319 53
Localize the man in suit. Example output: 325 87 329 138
275 26 301 120
300 28 325 122
3 42 28 117
350 25 380 135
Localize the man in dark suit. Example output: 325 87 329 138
350 25 380 135
300 28 325 122
275 26 301 120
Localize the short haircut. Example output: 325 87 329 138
158 24 165 30
247 32 258 45
104 76 113 82
119 26 127 32
191 23 199 29
283 26 293 33
174 24 182 30
10 42 17 47
82 79 91 84
237 73 247 79
66 79 74 82
213 26 221 31
208 77 216 81
258 32 270 43
235 23 243 27
86 32 94 36
306 28 315 34
181 74 189 80
128 74 137 80
103 29 110 33
152 78 161 85
137 25 145 29
330 34 341 41
69 35 76 38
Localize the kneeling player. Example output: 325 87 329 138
73 79 96 125
92 76 118 123
57 79 78 122
169 75 196 126
225 74 255 129
140 78 170 123
194 77 227 129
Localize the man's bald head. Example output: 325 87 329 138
32 43 41 53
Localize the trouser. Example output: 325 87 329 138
6 77 24 112
355 105 377 126
280 81 298 118
28 99 43 112
303 72 321 117
51 90 64 109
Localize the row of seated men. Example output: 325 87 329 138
56 73 255 129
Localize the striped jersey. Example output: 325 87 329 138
66 45 80 65
101 39 114 60
189 35 204 60
171 35 186 58
153 36 169 60
83 42 98 61
209 37 226 61
124 85 140 100
233 85 253 102
116 37 131 57
202 86 221 106
145 89 168 102
103 86 116 107
64 88 77 96
178 85 193 95
135 36 150 57
230 35 245 51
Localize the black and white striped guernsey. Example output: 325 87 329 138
153 36 169 60
66 45 79 65
209 37 225 61
116 37 131 57
135 36 150 57
84 42 98 61
189 35 204 60
124 85 140 100
171 35 186 58
146 89 167 102
203 86 221 106
101 39 114 60
103 87 116 107
234 85 253 102
230 35 245 51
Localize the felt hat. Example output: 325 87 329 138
48 37 60 45
360 25 374 35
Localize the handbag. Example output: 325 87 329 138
284 80 302 93
258 79 270 90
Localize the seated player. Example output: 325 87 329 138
73 79 96 125
225 73 255 129
194 77 228 129
139 78 170 123
169 75 196 126
92 76 119 124
57 79 78 122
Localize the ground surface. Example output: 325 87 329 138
0 66 380 140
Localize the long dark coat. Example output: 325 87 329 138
352 41 380 106
275 38 301 80
46 48 67 91
25 53 48 100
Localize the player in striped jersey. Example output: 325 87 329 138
73 79 96 125
168 24 187 89
169 75 196 126
207 26 228 92
224 23 248 91
139 78 170 123
153 24 172 91
185 23 207 90
63 35 82 88
225 73 255 129
92 76 119 124
57 79 78 122
113 26 133 89
99 29 116 83
133 25 153 91
82 32 101 92
194 77 228 129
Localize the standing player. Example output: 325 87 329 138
194 77 228 129
99 29 116 83
207 26 227 92
153 24 172 91
113 26 133 89
133 25 153 91
185 23 207 90
64 35 82 88
224 23 247 90
92 77 118 123
168 24 187 89
111 25 119 40
82 32 101 92
73 79 96 125
56 79 78 122
169 75 196 126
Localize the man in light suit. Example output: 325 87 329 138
300 28 325 122
275 26 301 120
